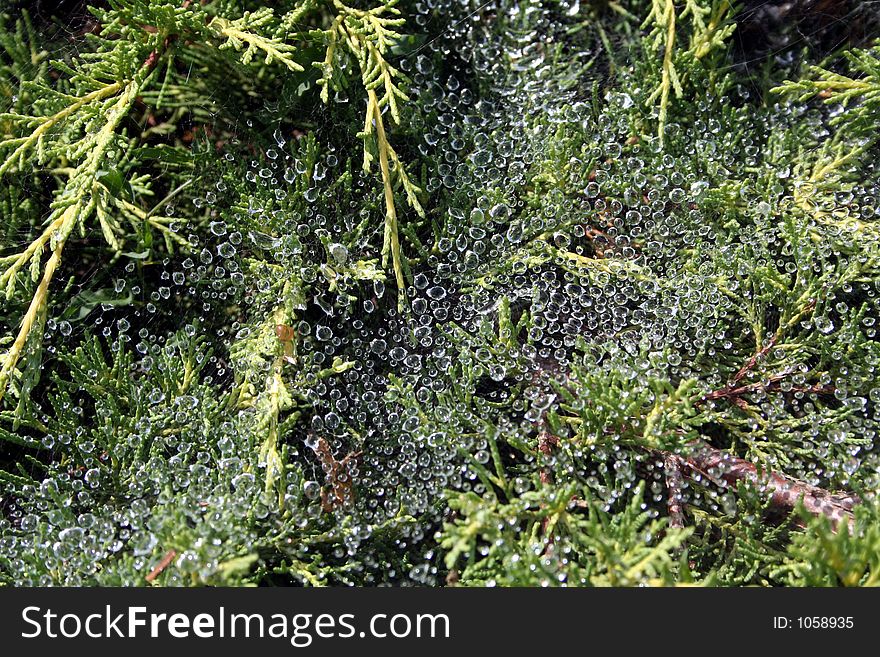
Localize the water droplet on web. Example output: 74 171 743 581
426 286 447 300
329 243 349 265
505 223 523 243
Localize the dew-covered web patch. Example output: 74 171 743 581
2 1 880 587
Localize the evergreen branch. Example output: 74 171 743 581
366 87 424 307
776 504 880 586
318 0 423 306
642 0 736 143
209 11 305 72
257 363 293 496
279 1 320 34
644 0 682 145
314 15 344 103
772 42 880 145
0 50 161 403
0 82 123 175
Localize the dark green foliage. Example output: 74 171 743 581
1 0 879 587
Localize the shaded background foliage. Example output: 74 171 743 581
1 0 879 586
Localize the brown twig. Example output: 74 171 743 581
666 443 858 530
663 453 686 529
537 429 559 486
143 48 162 70
703 375 836 403
145 549 177 582
704 299 822 403
731 332 779 386
536 425 560 551
309 436 362 512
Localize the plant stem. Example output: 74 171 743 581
370 88 406 307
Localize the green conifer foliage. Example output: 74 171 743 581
0 0 879 586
